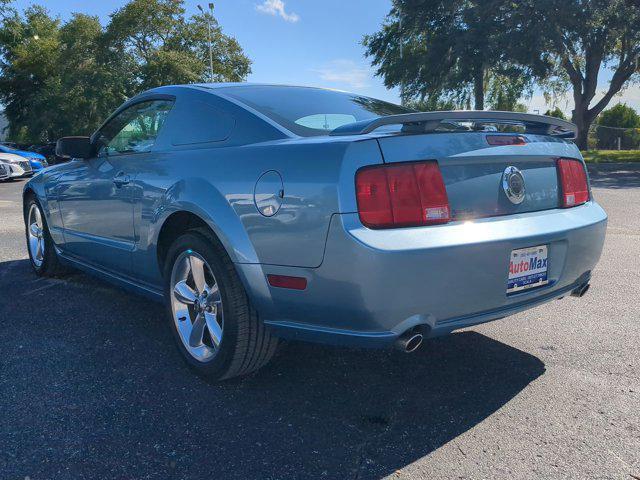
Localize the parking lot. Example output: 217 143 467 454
1 165 639 480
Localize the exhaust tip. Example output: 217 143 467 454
571 283 590 298
394 330 424 353
404 334 423 353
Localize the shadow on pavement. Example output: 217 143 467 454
0 259 545 480
587 162 640 189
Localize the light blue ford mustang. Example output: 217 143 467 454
23 84 607 380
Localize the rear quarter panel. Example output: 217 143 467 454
132 136 383 289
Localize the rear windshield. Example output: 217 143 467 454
219 85 412 136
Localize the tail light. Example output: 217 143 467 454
355 161 450 229
557 158 589 207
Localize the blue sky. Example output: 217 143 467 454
10 0 640 112
13 0 401 101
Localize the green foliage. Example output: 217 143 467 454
594 104 640 150
544 107 566 120
404 97 462 112
363 0 548 110
0 0 251 142
105 0 250 88
598 104 640 129
486 73 532 111
365 0 640 147
519 0 640 148
0 5 62 141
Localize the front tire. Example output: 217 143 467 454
24 197 66 277
164 229 278 381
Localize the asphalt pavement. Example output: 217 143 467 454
1 165 639 480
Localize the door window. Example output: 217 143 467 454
97 100 174 155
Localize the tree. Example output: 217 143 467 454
595 103 640 150
0 0 251 142
405 97 461 112
544 107 567 120
0 5 62 141
486 73 532 111
363 0 548 110
105 0 251 90
522 0 640 149
598 103 640 128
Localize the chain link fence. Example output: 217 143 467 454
588 124 640 150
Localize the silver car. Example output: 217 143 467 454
0 161 10 181
1 152 33 179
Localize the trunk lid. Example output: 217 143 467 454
376 132 582 220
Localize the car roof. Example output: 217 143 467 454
190 82 348 93
0 152 27 161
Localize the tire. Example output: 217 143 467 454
24 196 66 277
163 228 278 381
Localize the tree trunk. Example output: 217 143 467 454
473 69 484 110
574 122 591 151
561 39 639 151
572 104 595 150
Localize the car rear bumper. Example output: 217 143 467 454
239 201 607 347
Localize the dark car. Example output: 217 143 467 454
31 142 69 165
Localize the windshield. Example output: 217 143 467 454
219 85 413 136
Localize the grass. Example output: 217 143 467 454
581 150 640 163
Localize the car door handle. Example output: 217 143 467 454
113 172 131 188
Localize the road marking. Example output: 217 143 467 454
23 282 62 295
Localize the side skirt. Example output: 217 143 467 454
57 248 165 303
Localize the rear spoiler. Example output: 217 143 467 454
330 111 577 139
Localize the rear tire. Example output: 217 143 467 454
163 228 278 381
24 197 66 277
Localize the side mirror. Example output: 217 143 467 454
55 136 94 159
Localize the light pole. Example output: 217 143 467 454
197 3 215 82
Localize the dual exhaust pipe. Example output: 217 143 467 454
395 282 591 353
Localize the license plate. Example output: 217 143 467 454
507 245 548 293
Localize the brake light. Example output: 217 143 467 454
486 135 527 146
557 158 589 207
356 161 450 229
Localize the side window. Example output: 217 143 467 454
170 100 235 146
97 100 174 155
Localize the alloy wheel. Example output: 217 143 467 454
27 204 45 268
170 250 224 362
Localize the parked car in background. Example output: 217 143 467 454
0 161 10 181
0 152 33 178
24 84 607 381
0 144 47 171
30 142 69 165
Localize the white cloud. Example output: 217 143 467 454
312 60 371 89
255 0 299 23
